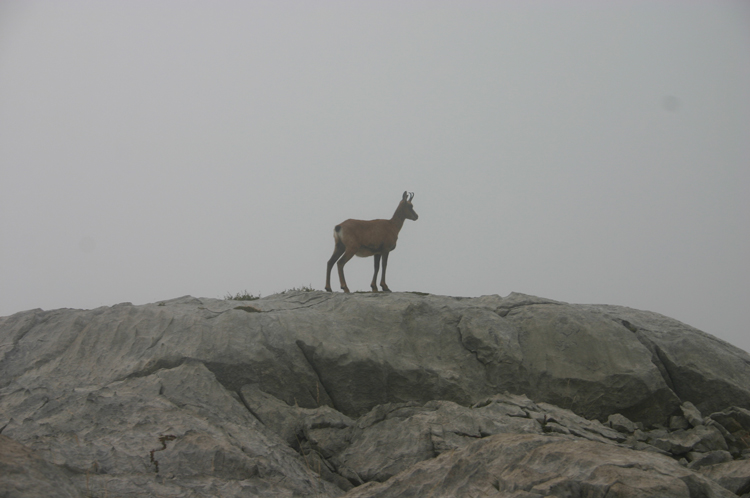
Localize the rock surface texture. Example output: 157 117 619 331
1 291 750 497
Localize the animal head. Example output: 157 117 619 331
401 191 418 221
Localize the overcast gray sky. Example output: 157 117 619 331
1 1 749 352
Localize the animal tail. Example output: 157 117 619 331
333 225 343 242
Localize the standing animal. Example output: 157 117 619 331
325 191 418 293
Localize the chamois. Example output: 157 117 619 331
325 191 418 293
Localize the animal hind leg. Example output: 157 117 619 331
325 242 345 292
336 249 356 293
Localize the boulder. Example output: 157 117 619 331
698 459 750 495
2 290 750 497
671 415 691 431
650 425 728 456
707 406 750 456
331 394 625 484
682 401 705 427
343 433 736 498
686 450 733 470
3 292 750 427
586 304 750 418
0 359 343 497
497 296 682 425
608 413 638 434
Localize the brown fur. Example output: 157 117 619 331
325 192 418 293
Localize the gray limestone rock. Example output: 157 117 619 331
3 292 750 427
343 433 736 498
608 413 638 434
708 406 750 456
585 303 750 418
2 290 750 497
698 459 750 495
651 425 728 456
0 358 343 497
686 450 733 470
672 415 692 431
498 297 682 426
683 401 705 427
0 435 81 498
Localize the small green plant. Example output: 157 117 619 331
224 290 261 301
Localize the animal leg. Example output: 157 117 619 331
337 249 356 293
371 254 381 292
325 242 345 292
380 252 391 292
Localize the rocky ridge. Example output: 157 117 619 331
1 291 749 497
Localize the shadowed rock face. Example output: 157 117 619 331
1 291 749 497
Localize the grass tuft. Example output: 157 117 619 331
225 290 261 301
282 285 316 293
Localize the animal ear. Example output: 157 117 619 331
402 191 408 201
408 192 414 202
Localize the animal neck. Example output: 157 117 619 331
390 203 407 231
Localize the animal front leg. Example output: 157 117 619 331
380 252 391 292
371 255 381 292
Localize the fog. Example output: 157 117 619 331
1 1 749 352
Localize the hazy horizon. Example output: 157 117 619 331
1 1 749 352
